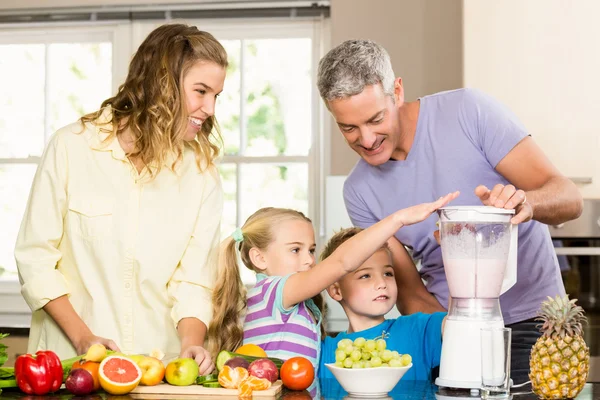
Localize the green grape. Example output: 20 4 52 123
343 358 353 368
376 338 387 352
335 360 344 368
350 349 362 362
401 354 412 366
365 339 376 352
353 337 366 348
370 350 379 358
391 350 400 359
361 351 371 360
344 344 354 355
364 361 373 368
338 338 353 349
381 363 389 367
388 358 403 368
381 349 393 362
352 361 364 369
335 349 347 362
370 356 383 367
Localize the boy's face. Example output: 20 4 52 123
328 248 398 330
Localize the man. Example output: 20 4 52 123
317 39 583 383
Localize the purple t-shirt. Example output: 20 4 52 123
343 88 565 325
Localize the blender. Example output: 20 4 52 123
435 206 517 390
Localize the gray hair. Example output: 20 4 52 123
317 39 395 102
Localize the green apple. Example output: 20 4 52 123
165 358 199 386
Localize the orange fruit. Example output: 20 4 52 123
235 344 267 358
238 376 272 397
99 355 142 395
72 360 101 391
218 365 250 389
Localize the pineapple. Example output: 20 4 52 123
529 295 589 399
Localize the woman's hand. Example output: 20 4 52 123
180 345 214 375
396 191 460 226
74 334 120 356
475 184 532 224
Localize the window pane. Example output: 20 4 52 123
0 44 45 158
0 165 37 275
239 163 308 223
219 40 241 155
47 42 112 133
243 39 312 156
218 163 237 239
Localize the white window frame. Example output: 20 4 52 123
132 18 328 239
0 22 131 326
0 17 331 327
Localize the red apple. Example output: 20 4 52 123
248 359 278 383
138 356 166 386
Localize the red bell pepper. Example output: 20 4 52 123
15 350 63 395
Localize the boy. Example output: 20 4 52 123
318 227 447 381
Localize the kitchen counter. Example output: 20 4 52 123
0 380 597 400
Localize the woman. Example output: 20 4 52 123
15 23 227 374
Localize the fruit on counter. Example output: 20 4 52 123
280 357 314 391
334 337 411 368
215 350 284 372
165 357 199 386
98 355 142 395
127 354 146 364
138 356 166 386
235 343 268 358
238 375 271 397
14 350 63 395
83 344 108 363
530 295 590 399
65 368 95 395
224 356 250 370
248 358 279 383
218 365 249 389
71 360 101 391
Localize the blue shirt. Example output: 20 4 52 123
344 88 565 325
318 312 446 381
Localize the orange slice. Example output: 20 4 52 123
238 376 272 397
235 344 267 358
99 355 142 395
218 365 250 389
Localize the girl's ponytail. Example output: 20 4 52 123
207 237 246 357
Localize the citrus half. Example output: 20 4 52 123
99 355 142 395
235 344 267 358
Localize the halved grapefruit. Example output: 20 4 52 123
99 355 142 395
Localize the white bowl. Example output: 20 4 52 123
325 363 413 397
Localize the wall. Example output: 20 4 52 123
328 0 464 175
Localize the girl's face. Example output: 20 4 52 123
255 219 317 277
182 60 226 141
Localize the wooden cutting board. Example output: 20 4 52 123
129 380 283 398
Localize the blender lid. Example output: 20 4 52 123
438 206 515 215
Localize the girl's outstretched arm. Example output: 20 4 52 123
282 191 459 309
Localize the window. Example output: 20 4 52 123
0 25 131 278
135 19 325 284
0 19 326 284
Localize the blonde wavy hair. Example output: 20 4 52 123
80 23 228 176
207 207 327 357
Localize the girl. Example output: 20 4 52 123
208 192 458 369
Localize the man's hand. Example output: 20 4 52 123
180 345 214 375
475 184 532 224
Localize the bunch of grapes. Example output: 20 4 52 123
334 337 412 369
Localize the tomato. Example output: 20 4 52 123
280 357 314 391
